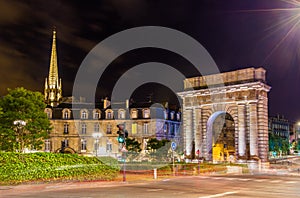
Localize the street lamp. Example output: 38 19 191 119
93 132 102 157
13 120 26 153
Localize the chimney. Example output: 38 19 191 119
103 97 110 109
126 99 129 109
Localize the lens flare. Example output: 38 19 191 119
234 0 300 64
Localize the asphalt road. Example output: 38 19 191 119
2 174 300 198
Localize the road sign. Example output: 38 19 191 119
121 146 128 152
171 142 177 151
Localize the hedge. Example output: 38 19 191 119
0 152 120 184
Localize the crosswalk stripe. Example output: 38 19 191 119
286 181 297 184
225 178 235 180
270 180 281 183
238 178 251 181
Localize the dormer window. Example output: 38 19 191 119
106 110 113 119
177 113 181 121
164 110 168 120
131 109 138 119
143 108 150 118
170 111 175 120
81 110 88 119
119 109 125 119
64 111 69 119
45 108 52 119
62 109 71 119
93 109 101 119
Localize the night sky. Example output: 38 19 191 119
1 0 300 121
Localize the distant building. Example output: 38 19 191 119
268 115 291 141
43 30 181 157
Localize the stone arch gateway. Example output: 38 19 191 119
177 67 271 165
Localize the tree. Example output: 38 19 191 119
126 138 141 153
269 133 290 155
297 142 300 150
0 87 51 152
146 138 171 161
147 138 170 151
125 138 141 161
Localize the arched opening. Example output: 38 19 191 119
207 111 235 162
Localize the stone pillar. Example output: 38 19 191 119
257 94 269 163
238 103 246 160
184 109 193 157
202 109 210 161
193 108 202 157
249 102 258 158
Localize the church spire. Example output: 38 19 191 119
48 28 59 88
44 28 62 107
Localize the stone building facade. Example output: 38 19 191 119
178 67 271 165
268 115 291 141
44 101 181 157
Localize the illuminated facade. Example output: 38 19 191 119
178 68 271 166
44 101 181 157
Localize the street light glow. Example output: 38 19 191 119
13 120 26 127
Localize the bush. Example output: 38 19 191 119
0 152 120 184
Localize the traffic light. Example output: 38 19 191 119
117 135 125 143
117 123 127 144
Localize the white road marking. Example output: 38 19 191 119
238 178 251 181
147 189 163 192
199 191 239 198
270 180 281 183
286 181 297 184
255 179 267 182
45 185 61 189
224 177 235 181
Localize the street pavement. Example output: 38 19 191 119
2 156 300 198
1 174 300 198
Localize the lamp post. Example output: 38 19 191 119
93 132 102 157
13 120 26 153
